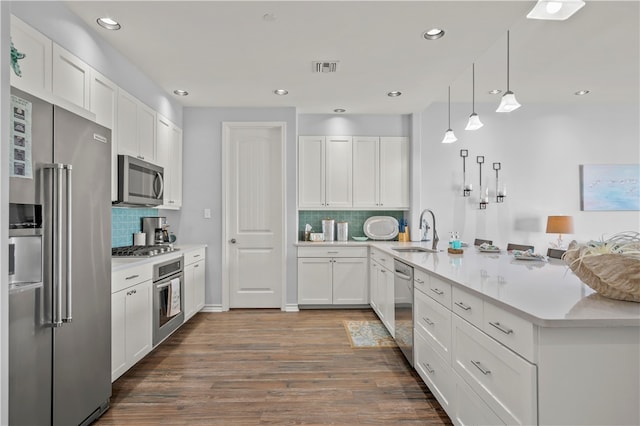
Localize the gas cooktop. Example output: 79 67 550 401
111 245 178 258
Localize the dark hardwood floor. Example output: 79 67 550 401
98 309 452 425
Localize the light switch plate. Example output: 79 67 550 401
203 208 211 219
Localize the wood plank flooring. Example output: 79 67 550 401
97 309 452 425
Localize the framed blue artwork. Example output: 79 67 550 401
580 164 640 211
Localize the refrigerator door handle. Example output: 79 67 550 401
45 163 65 327
63 165 73 323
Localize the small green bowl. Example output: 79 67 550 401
352 236 368 241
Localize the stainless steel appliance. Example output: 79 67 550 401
112 244 178 258
9 88 111 426
394 259 414 366
141 216 169 245
152 256 184 346
115 154 164 206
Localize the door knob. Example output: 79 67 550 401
229 238 236 244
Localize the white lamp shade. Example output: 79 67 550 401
441 129 458 144
496 91 522 112
527 0 585 20
465 113 484 130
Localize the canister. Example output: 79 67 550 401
321 219 335 242
337 222 348 241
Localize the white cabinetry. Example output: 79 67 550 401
10 15 52 97
353 136 409 209
368 248 394 336
184 248 206 320
298 136 352 209
52 43 91 111
117 89 156 162
111 263 153 382
156 114 183 209
298 246 368 305
89 71 118 201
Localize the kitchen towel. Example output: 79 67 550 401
167 278 181 317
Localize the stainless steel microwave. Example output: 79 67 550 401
115 155 164 206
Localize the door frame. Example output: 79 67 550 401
221 121 287 311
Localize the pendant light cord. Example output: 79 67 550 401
448 86 451 128
472 63 476 113
506 31 510 92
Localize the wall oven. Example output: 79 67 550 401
152 256 184 346
115 155 164 206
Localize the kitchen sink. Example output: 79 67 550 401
392 247 438 253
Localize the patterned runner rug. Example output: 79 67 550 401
343 320 397 348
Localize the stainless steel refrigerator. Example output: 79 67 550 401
9 88 111 425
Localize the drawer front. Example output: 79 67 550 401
414 267 429 295
184 247 205 265
415 288 452 363
112 263 152 293
299 246 368 258
428 275 452 308
415 332 454 412
452 371 506 426
452 286 483 329
453 316 537 426
370 249 393 270
483 302 535 362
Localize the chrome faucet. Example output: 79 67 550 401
419 209 439 251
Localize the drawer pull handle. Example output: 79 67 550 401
193 254 201 258
422 362 435 374
431 288 444 295
471 360 491 375
125 274 139 280
327 251 339 254
415 278 424 284
489 321 514 335
454 301 472 311
194 264 199 268
423 317 434 326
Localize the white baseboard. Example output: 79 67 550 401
200 304 224 313
284 304 299 312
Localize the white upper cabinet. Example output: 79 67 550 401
352 136 379 207
52 43 91 111
298 136 352 209
379 137 409 209
117 89 156 162
156 114 183 209
10 16 52 97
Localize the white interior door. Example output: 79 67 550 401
223 122 285 308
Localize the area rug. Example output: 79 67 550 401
343 320 397 348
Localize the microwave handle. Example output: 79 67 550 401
154 172 164 200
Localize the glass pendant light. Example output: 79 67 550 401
465 63 484 130
527 0 585 20
442 86 457 144
496 31 521 113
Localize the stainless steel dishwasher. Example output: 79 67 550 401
394 259 414 366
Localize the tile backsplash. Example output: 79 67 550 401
298 210 405 241
112 207 158 247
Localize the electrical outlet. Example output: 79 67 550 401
203 208 211 219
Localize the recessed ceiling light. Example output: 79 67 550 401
274 89 288 96
173 89 189 96
422 28 445 40
96 17 121 30
263 13 277 22
387 91 402 97
489 89 502 95
333 109 346 113
574 89 590 96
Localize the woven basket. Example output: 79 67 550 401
564 242 640 303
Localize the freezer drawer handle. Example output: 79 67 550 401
489 321 513 335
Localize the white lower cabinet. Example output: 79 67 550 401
415 330 454 413
111 279 153 382
184 248 206 320
368 249 394 336
452 371 505 426
298 247 368 305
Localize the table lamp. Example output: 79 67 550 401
546 215 574 248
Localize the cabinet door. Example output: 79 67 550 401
137 102 156 162
156 115 172 207
369 260 380 314
376 266 390 327
10 15 52 96
184 263 196 320
325 136 352 208
168 125 183 207
111 289 127 382
352 136 379 208
379 137 409 208
116 89 139 158
298 136 325 208
90 70 118 201
297 258 332 304
383 265 395 336
52 43 91 110
126 280 153 365
193 259 205 313
333 258 368 304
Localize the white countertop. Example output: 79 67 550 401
111 244 207 272
297 240 640 327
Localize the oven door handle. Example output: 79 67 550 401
156 281 173 290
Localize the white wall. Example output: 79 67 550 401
10 2 182 125
417 100 640 252
299 114 410 136
164 107 297 308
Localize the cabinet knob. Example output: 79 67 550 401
229 238 237 244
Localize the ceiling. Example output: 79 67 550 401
65 1 639 114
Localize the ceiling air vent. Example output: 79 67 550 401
312 61 339 73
